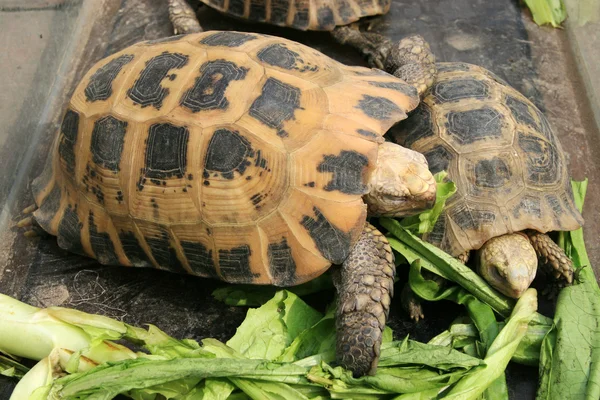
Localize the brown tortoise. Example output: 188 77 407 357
23 31 438 376
389 62 583 319
166 0 437 97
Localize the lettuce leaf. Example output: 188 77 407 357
400 171 457 235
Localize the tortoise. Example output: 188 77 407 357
165 0 437 97
389 62 584 317
23 31 437 376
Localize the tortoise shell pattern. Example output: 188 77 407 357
390 62 583 257
32 31 418 286
202 0 391 31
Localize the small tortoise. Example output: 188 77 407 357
25 31 437 376
166 0 437 96
390 62 583 308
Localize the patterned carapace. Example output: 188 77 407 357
32 31 418 286
390 62 583 256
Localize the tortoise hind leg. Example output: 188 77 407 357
400 283 424 322
334 223 395 377
400 251 468 322
168 0 203 34
331 26 437 97
16 205 46 238
330 25 392 70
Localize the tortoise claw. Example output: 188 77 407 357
24 230 40 238
16 216 34 228
22 204 37 214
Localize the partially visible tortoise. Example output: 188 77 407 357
166 0 437 96
24 31 437 376
390 62 583 310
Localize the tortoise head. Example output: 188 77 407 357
477 233 538 298
364 142 436 217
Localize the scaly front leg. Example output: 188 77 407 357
168 0 202 34
334 223 395 377
331 26 437 97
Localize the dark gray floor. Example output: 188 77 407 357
1 0 599 398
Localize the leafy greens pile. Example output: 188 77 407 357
0 179 597 400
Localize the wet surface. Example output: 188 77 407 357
1 0 599 398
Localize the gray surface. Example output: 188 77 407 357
1 0 599 398
565 0 600 131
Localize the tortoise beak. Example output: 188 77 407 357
401 159 437 215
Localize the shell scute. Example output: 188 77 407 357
200 124 289 225
249 38 343 87
291 130 378 202
126 120 204 225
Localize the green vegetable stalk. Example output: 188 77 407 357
523 0 567 27
443 288 538 399
382 219 515 317
0 354 29 379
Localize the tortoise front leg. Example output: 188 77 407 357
331 26 437 97
168 0 202 34
334 223 395 377
527 231 574 287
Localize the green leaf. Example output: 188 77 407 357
228 378 310 400
400 171 457 235
226 291 322 361
343 366 468 394
443 289 538 399
278 306 335 363
48 358 309 399
537 179 600 399
378 337 484 370
212 274 333 307
523 0 567 27
392 387 443 399
0 354 29 379
382 219 515 317
202 378 235 400
129 324 207 359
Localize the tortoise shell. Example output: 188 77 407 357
32 31 418 286
390 62 583 257
201 0 391 31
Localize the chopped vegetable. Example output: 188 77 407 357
1 289 491 399
400 171 457 235
537 180 600 399
0 354 29 379
523 0 567 27
226 290 322 360
443 288 538 399
408 259 507 399
382 218 515 317
212 272 333 307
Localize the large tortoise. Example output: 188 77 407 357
390 62 583 308
24 31 437 376
165 0 437 96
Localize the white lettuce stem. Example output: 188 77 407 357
0 294 140 400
